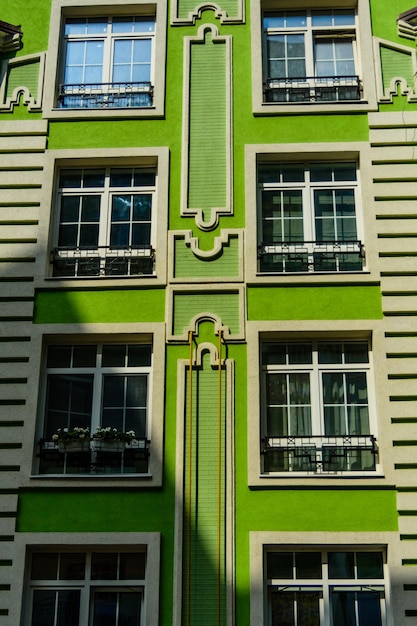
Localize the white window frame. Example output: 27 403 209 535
60 16 155 109
28 549 147 626
43 0 167 119
52 166 156 277
257 161 365 274
37 340 153 476
263 9 359 104
250 0 377 114
261 339 378 475
15 533 160 626
264 548 388 626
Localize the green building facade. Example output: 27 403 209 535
1 0 417 624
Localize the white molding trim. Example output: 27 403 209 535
168 229 244 283
181 24 233 231
170 0 244 25
373 37 417 103
0 52 46 111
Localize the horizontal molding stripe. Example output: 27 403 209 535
388 374 417 380
378 233 417 238
390 396 417 401
405 610 417 617
399 509 417 515
0 240 37 245
0 421 24 427
0 337 30 342
0 444 22 450
0 185 41 190
0 257 36 262
403 559 417 565
401 537 417 542
0 357 29 363
398 487 417 492
384 312 417 317
0 537 14 542
382 272 417 276
0 221 38 226
0 561 12 566
387 353 417 358
0 585 10 591
0 400 25 406
386 332 417 337
393 440 417 446
383 292 417 297
395 464 417 469
0 466 20 472
0 610 8 616
380 252 417 257
0 513 16 519
0 277 34 282
0 203 40 207
0 379 27 385
391 418 417 424
0 317 33 322
377 215 417 220
0 297 33 302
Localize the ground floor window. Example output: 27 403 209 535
28 549 147 626
265 549 387 626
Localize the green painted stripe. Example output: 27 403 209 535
173 292 240 335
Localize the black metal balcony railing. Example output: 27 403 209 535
51 245 155 277
262 435 377 473
258 240 364 273
58 82 153 109
38 438 150 475
264 75 361 103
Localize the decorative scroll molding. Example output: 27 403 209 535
171 0 244 25
181 24 233 231
0 52 46 111
167 285 245 342
168 229 244 283
373 37 417 103
0 20 22 53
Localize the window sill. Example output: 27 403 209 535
253 100 377 115
43 105 163 120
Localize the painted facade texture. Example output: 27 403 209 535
0 0 417 624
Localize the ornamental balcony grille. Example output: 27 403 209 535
264 75 361 103
258 240 364 273
51 245 155 277
262 435 377 473
58 82 153 108
38 438 149 475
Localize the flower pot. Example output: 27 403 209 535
58 439 90 453
91 439 125 453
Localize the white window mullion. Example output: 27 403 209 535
102 20 112 84
304 17 315 77
91 355 103 434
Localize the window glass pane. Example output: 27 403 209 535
93 591 117 626
102 345 126 367
133 194 152 220
47 346 72 368
126 376 147 407
322 372 344 404
60 170 82 188
311 11 333 26
31 590 56 626
112 195 131 221
31 553 58 580
328 552 355 578
83 170 105 188
72 345 97 368
128 345 151 367
324 406 346 436
86 18 108 34
288 344 312 364
134 170 156 186
357 553 384 579
102 376 125 408
262 343 286 365
346 372 368 404
91 553 118 580
310 164 333 182
110 170 133 187
318 343 343 364
357 591 383 626
267 406 288 437
297 591 321 626
57 591 81 626
267 552 293 579
345 343 369 364
270 591 295 626
295 552 321 579
119 552 146 579
119 592 142 624
331 590 356 626
282 166 304 182
59 553 86 580
60 196 80 224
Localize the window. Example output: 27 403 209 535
51 167 155 277
258 161 364 273
28 549 147 626
263 9 360 103
38 342 152 474
59 15 155 109
265 549 387 626
261 340 377 473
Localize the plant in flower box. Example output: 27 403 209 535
91 427 136 452
52 427 90 453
